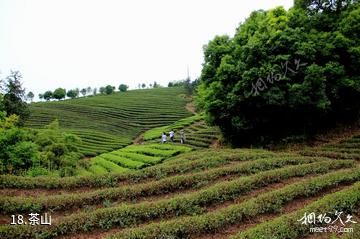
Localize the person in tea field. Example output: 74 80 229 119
161 132 167 144
180 129 185 144
169 129 175 142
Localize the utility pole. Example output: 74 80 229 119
187 65 190 81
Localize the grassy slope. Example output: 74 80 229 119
25 87 192 156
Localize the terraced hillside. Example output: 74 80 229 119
1 134 360 239
77 144 193 176
25 87 192 156
143 114 221 148
73 115 219 177
301 135 360 160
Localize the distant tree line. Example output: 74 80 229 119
168 78 199 94
38 84 130 101
136 81 162 90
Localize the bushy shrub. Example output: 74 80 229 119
26 167 49 177
0 116 82 176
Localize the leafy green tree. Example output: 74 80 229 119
38 93 44 100
168 82 174 87
118 84 128 92
86 86 92 94
0 115 38 174
20 119 82 177
105 85 114 95
80 88 87 97
43 91 53 101
0 93 4 116
99 87 106 94
93 87 97 95
53 88 66 101
0 71 30 124
196 3 360 145
66 89 78 99
141 83 146 89
26 91 34 102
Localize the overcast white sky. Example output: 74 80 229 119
0 0 293 97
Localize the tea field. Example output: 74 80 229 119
1 134 360 239
73 114 219 176
25 87 192 156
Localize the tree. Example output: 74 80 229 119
53 88 66 101
196 4 360 146
153 81 159 88
26 91 34 102
43 91 53 101
0 93 5 119
80 88 87 97
168 82 174 87
105 85 114 95
99 87 106 94
93 87 97 95
0 117 82 176
1 71 30 124
66 89 78 99
38 94 44 100
141 83 146 89
86 87 92 95
118 84 128 92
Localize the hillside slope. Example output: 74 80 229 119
1 134 360 238
76 115 221 176
25 87 192 156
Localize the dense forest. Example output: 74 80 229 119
196 0 360 145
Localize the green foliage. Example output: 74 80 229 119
53 88 66 100
80 88 87 96
233 182 360 239
0 156 333 214
26 91 34 102
99 86 106 94
118 84 128 92
2 161 356 239
42 91 53 101
25 87 191 156
0 117 82 176
196 3 360 145
91 157 129 173
26 167 49 177
83 143 192 174
301 134 360 160
0 71 30 124
0 149 288 189
168 79 199 94
66 89 79 99
105 85 114 95
143 114 203 140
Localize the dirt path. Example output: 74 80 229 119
186 102 196 114
132 133 144 144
